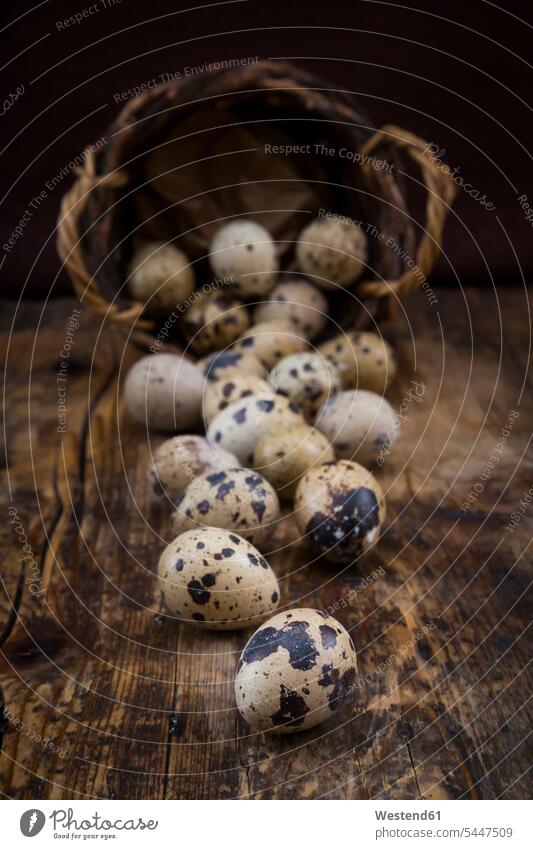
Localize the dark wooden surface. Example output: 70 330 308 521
0 287 531 800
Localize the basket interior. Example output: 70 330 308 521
80 63 413 322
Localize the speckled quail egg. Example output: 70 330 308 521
315 389 397 466
182 291 250 355
202 374 273 425
318 330 397 393
253 423 334 500
158 527 280 630
148 435 240 501
197 350 267 382
210 220 279 297
169 467 280 548
128 242 194 314
232 320 308 370
207 392 304 466
296 216 368 289
235 608 358 733
123 354 203 432
254 278 328 341
268 352 341 422
294 460 385 564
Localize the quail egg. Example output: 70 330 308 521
197 350 267 382
158 527 280 630
148 435 239 501
207 392 304 465
253 423 334 500
169 467 280 548
294 459 385 563
182 291 250 355
235 608 358 733
127 242 194 314
123 354 203 432
296 216 368 288
202 374 273 425
318 331 397 393
315 389 397 466
254 278 328 341
210 220 279 297
232 320 308 369
268 352 341 422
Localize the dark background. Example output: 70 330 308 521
1 0 532 297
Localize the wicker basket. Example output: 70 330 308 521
57 60 456 341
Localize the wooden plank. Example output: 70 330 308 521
0 288 532 799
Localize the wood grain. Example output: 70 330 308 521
0 289 531 800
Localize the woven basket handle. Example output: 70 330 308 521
57 150 154 329
356 125 457 310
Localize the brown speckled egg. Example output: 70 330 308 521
296 216 368 289
253 423 334 501
232 320 308 370
202 375 273 425
182 291 249 355
315 389 397 466
268 352 341 422
210 220 279 297
128 242 194 314
148 435 240 501
294 460 385 563
254 278 328 340
207 392 304 466
169 467 280 548
235 608 357 733
197 350 267 382
158 527 280 630
318 331 397 393
123 354 203 432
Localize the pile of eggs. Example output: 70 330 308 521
123 216 400 735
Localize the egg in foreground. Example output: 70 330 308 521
169 466 280 548
294 460 385 564
158 527 280 630
235 608 357 733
